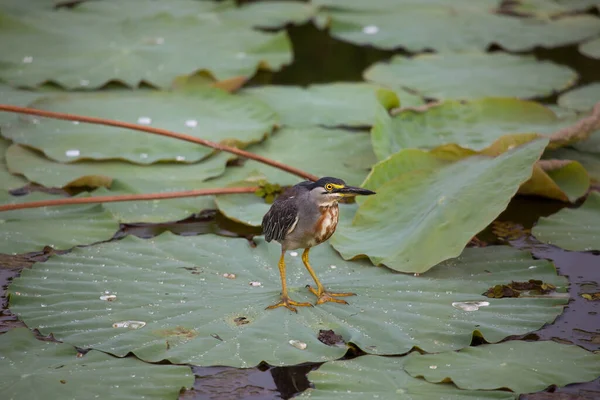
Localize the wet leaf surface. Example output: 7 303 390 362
404 341 600 394
2 87 278 164
8 235 567 367
0 0 292 88
0 328 193 399
300 354 515 399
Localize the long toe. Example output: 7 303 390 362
266 296 313 313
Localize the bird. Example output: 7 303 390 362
261 177 376 312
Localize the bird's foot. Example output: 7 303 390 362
307 285 356 305
266 296 313 313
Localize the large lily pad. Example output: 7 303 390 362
300 355 515 400
404 341 600 394
0 328 193 399
364 53 577 101
372 98 565 159
519 159 590 203
2 88 278 164
217 127 377 187
220 1 317 29
0 191 119 255
9 234 567 367
580 36 600 59
5 144 229 190
532 191 600 251
0 4 292 88
332 138 548 273
558 83 600 112
319 3 600 52
241 83 423 128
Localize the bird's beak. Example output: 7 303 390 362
334 186 376 197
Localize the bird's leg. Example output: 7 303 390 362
266 250 312 313
302 248 356 305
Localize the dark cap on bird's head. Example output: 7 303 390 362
301 176 376 197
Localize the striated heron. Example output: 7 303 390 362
261 177 375 312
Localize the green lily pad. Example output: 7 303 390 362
580 36 600 59
2 88 278 164
404 341 600 394
0 191 119 255
532 191 600 251
558 83 600 112
0 83 45 127
364 53 577 101
218 127 377 187
0 328 193 399
0 138 27 191
300 355 515 400
519 159 590 203
5 143 229 190
499 0 600 17
8 234 567 367
241 83 423 128
372 98 565 160
215 180 269 227
320 4 600 52
312 0 499 11
332 138 548 273
220 1 317 29
0 4 292 88
545 147 600 183
92 180 216 224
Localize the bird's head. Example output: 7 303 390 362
305 177 376 206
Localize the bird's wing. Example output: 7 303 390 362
262 197 299 243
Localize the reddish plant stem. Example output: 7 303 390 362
0 104 319 181
0 187 258 212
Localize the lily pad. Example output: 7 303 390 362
8 234 567 367
0 191 119 254
319 4 600 52
2 88 278 164
0 83 44 127
300 355 515 400
404 340 600 394
545 147 600 183
372 98 565 160
332 138 548 273
0 4 292 88
92 180 216 224
532 191 600 251
0 138 27 191
217 127 377 187
5 143 229 190
0 328 193 399
241 83 423 128
220 1 317 29
499 0 600 17
519 159 590 202
580 36 600 59
558 83 600 112
364 53 577 101
215 181 269 227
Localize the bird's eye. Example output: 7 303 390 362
325 183 334 191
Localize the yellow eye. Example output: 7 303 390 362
325 183 334 191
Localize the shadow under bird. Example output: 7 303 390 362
261 177 376 312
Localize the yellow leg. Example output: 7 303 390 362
266 250 312 313
302 248 356 305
